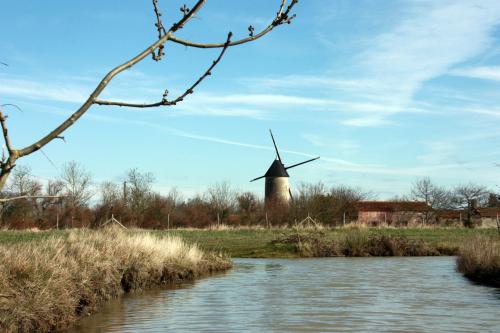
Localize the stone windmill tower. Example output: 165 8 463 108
250 130 319 205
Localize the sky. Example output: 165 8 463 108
1 0 500 199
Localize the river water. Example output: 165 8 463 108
68 257 500 332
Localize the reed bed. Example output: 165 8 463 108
271 229 458 257
0 227 231 333
456 235 500 287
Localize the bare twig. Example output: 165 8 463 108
40 148 58 170
0 0 298 190
16 0 205 160
169 0 298 48
94 31 233 108
152 0 167 61
0 62 7 67
1 104 23 112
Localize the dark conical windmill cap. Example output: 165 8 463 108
264 159 289 178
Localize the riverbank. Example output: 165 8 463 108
159 227 497 258
0 228 231 333
457 235 500 287
0 227 496 258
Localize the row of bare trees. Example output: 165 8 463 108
0 164 495 229
0 162 369 229
409 177 492 227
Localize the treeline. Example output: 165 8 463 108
0 162 497 229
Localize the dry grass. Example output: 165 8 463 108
272 229 453 257
457 235 500 287
0 227 231 333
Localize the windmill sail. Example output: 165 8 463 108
269 129 282 162
250 175 265 182
285 157 320 170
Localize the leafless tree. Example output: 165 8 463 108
237 191 259 214
46 180 64 197
410 177 453 223
0 166 43 224
329 185 370 224
206 181 235 222
60 161 93 208
7 166 42 197
125 168 155 213
99 181 121 207
487 192 500 207
0 0 298 190
293 182 327 219
453 182 488 227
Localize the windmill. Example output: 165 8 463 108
250 129 320 205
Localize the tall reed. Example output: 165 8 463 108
457 235 500 287
0 227 231 332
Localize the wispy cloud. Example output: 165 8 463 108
242 0 500 126
449 66 500 81
341 116 392 127
0 76 88 104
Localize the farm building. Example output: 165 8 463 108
434 208 500 228
475 208 500 228
355 201 429 226
435 209 468 226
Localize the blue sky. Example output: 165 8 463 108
1 0 500 198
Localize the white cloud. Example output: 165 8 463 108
449 66 500 81
417 141 456 165
0 76 88 104
341 116 391 127
243 0 500 126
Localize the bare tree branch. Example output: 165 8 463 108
0 111 14 157
152 0 167 61
0 0 298 190
169 0 297 49
0 195 64 203
1 104 23 112
16 1 205 160
0 62 7 67
94 31 233 108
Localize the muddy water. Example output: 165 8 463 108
68 257 499 332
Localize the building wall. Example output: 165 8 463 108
357 211 423 226
479 217 499 228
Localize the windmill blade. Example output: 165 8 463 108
250 175 266 182
285 156 320 170
269 129 282 163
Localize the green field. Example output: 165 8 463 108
1 227 496 258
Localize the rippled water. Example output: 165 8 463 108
68 257 500 332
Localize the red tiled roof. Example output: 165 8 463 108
476 208 500 218
355 201 429 212
436 209 467 219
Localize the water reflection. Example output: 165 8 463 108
68 257 500 333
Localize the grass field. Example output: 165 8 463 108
1 227 496 258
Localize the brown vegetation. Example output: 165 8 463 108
271 229 458 257
456 236 500 287
0 227 231 332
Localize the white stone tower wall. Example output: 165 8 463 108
265 177 290 204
